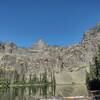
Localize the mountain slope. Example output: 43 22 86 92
0 24 100 84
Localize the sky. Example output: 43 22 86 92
0 0 100 47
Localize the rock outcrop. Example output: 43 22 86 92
0 24 100 84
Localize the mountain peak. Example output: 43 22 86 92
32 39 47 51
36 39 46 45
82 23 100 43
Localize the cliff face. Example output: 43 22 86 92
0 24 100 84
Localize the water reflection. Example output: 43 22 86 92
0 84 56 100
56 84 88 97
0 84 88 100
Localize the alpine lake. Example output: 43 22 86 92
0 84 94 100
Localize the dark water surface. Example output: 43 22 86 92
0 84 98 100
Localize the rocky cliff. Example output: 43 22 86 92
0 24 100 84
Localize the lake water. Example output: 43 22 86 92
0 84 92 100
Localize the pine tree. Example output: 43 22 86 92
94 47 100 80
14 70 19 84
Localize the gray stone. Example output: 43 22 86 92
0 24 100 84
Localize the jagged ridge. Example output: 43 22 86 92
0 24 100 84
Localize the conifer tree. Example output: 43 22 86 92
93 47 100 80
